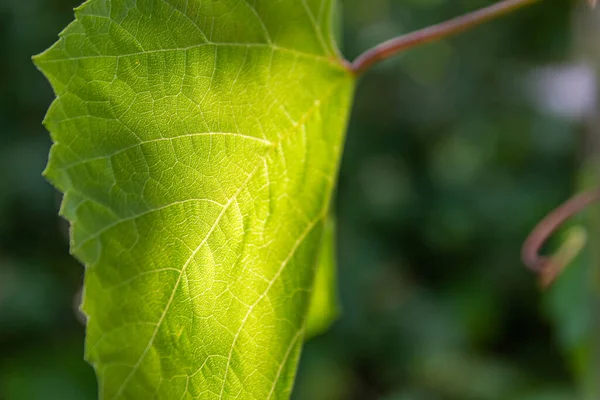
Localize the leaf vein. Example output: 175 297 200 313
58 132 273 172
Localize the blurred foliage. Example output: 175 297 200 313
0 0 592 399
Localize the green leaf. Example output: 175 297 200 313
305 217 340 340
33 1 355 399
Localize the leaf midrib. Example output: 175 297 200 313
37 42 346 69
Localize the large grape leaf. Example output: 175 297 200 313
33 0 355 398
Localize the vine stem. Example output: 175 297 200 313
522 189 600 286
350 0 542 75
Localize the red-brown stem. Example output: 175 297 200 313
350 0 542 76
522 189 600 274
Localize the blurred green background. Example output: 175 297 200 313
1 0 597 399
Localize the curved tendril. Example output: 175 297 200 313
522 188 600 287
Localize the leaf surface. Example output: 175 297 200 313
34 1 354 398
305 217 339 339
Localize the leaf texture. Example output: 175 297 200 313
34 0 355 398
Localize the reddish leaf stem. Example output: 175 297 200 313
350 0 542 76
522 189 600 277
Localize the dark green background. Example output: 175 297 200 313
0 0 591 399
